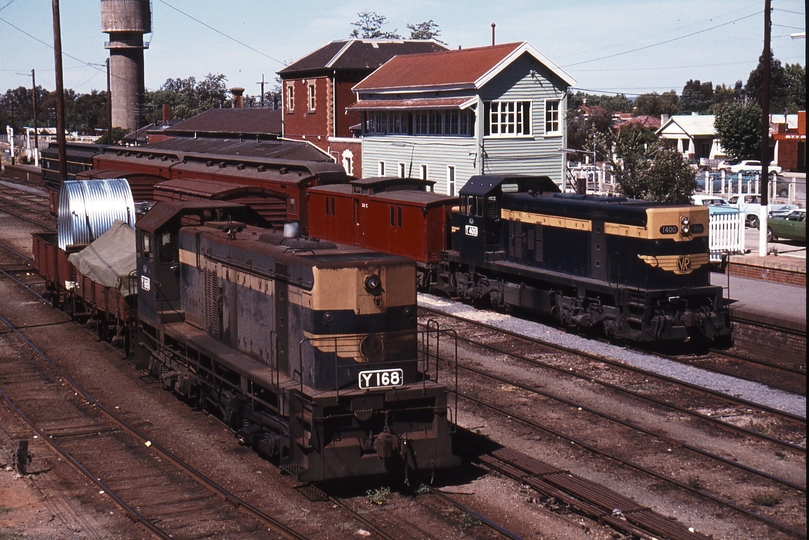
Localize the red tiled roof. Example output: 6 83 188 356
353 42 575 92
354 42 523 91
347 97 476 111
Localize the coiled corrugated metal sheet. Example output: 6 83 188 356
58 179 136 250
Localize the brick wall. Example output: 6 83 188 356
729 262 806 287
730 320 806 366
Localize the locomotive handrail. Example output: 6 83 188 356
423 320 459 430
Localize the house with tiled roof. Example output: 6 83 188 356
278 39 449 176
656 113 725 163
348 41 576 194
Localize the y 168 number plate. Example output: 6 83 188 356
358 368 403 389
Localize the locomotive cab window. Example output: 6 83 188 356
138 231 152 260
487 196 498 218
158 232 176 263
460 195 485 217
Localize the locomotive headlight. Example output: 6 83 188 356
364 274 383 295
680 216 691 235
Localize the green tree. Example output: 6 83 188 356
610 123 659 199
70 90 108 134
350 11 400 39
144 73 229 122
745 50 787 112
95 127 129 144
407 20 445 44
566 102 615 162
714 101 761 160
633 91 680 116
783 63 806 113
680 79 714 114
709 81 743 113
643 146 696 203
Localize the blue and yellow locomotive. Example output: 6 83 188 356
437 175 731 343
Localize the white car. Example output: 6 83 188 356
727 193 797 227
720 160 782 176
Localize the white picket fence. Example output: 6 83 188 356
707 212 745 263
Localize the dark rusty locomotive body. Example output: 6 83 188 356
135 201 458 482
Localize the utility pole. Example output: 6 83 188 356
106 58 112 144
758 0 771 256
51 0 67 181
257 74 266 107
31 69 39 166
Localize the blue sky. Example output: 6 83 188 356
1 0 805 98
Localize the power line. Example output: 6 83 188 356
157 0 287 66
561 11 762 68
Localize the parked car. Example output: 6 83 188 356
719 159 782 176
695 170 790 197
765 208 806 242
690 194 740 215
727 193 798 227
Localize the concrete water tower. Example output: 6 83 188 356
101 0 151 131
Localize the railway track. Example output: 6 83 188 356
0 181 55 230
0 309 309 539
419 304 806 539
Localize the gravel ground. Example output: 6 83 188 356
419 293 806 419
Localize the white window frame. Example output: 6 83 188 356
308 82 316 112
286 84 294 112
487 100 531 137
447 165 456 196
378 161 385 176
420 164 428 180
544 99 561 135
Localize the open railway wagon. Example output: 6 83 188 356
135 201 460 483
32 179 138 353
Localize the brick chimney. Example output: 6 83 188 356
162 104 171 123
231 87 245 109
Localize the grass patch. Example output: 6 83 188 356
751 493 781 507
366 487 391 506
0 531 25 540
461 512 481 528
0 507 14 514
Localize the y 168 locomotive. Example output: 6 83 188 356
436 176 731 343
135 201 459 482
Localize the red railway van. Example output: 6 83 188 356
307 177 456 287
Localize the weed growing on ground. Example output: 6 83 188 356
366 486 391 506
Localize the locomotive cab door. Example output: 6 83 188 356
137 227 182 324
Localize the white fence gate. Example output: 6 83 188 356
708 212 745 263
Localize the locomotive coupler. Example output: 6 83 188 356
373 413 400 459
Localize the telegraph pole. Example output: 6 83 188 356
257 74 266 107
106 58 112 144
758 0 771 256
51 0 67 181
31 69 39 165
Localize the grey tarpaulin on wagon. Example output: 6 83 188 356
68 220 137 296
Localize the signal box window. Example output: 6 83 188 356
286 85 294 112
545 99 560 134
308 83 316 111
